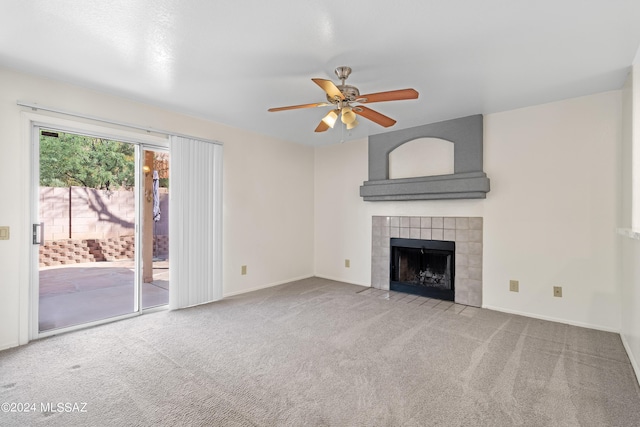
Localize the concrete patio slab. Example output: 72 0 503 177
39 259 169 332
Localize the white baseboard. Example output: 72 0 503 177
223 275 370 299
482 304 621 333
222 274 315 297
620 333 640 386
0 340 20 352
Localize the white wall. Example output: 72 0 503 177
0 65 628 350
0 67 315 350
620 64 640 381
633 67 640 230
315 91 622 331
483 92 621 329
389 137 455 178
621 237 640 377
314 138 483 286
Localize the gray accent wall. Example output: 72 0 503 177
360 114 490 201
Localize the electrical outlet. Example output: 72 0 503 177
0 226 9 240
553 286 562 297
241 265 247 275
509 280 519 292
345 259 350 268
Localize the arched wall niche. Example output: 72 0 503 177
360 114 490 201
388 137 455 179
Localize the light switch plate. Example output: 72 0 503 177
0 226 9 240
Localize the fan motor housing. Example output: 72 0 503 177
327 84 360 103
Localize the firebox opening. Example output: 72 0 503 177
390 238 455 301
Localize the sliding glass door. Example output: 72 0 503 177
34 127 169 334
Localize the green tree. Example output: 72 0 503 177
40 131 135 190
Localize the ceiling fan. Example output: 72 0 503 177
267 66 419 133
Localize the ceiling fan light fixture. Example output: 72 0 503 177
321 110 339 128
341 107 357 125
267 66 418 134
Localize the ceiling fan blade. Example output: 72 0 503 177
268 102 328 112
312 78 345 100
314 120 330 132
354 106 397 127
358 88 419 103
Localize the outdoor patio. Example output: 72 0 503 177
39 259 169 331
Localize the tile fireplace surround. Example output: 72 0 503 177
371 216 483 307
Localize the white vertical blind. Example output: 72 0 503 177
169 136 223 309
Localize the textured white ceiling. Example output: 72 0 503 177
1 1 639 146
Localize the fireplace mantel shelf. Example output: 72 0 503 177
361 115 490 201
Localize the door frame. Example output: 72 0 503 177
24 111 169 341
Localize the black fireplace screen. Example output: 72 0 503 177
390 238 455 300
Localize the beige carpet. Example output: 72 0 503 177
1 277 639 426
